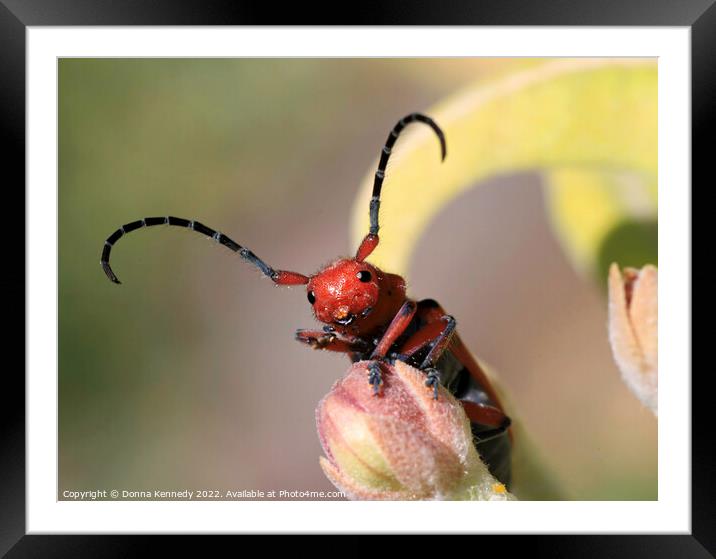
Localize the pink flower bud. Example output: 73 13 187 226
316 360 515 500
607 263 658 415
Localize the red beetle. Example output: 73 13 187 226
100 113 513 486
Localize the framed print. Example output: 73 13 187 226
6 0 707 554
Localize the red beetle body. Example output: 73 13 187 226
100 113 513 487
297 255 513 487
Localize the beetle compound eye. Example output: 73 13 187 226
357 271 372 283
307 291 316 304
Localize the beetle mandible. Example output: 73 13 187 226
100 112 513 486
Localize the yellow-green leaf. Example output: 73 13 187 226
350 59 657 276
544 167 657 279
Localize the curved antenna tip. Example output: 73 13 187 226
101 261 122 284
437 132 447 161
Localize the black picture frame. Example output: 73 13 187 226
5 1 706 555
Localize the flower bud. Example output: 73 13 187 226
316 360 516 500
607 263 658 415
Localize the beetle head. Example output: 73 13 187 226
307 258 405 336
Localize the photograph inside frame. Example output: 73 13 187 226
58 57 657 502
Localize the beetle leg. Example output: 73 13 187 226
295 329 369 354
396 314 455 400
361 301 419 396
473 417 513 444
368 361 383 395
420 315 457 369
370 300 418 359
461 401 512 442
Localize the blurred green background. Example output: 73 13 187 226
59 58 656 500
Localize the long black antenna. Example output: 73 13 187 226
100 216 309 285
368 113 447 236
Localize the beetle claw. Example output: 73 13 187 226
368 362 383 395
424 368 441 400
296 330 336 349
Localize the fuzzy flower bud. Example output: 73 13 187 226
316 360 516 500
607 263 658 415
